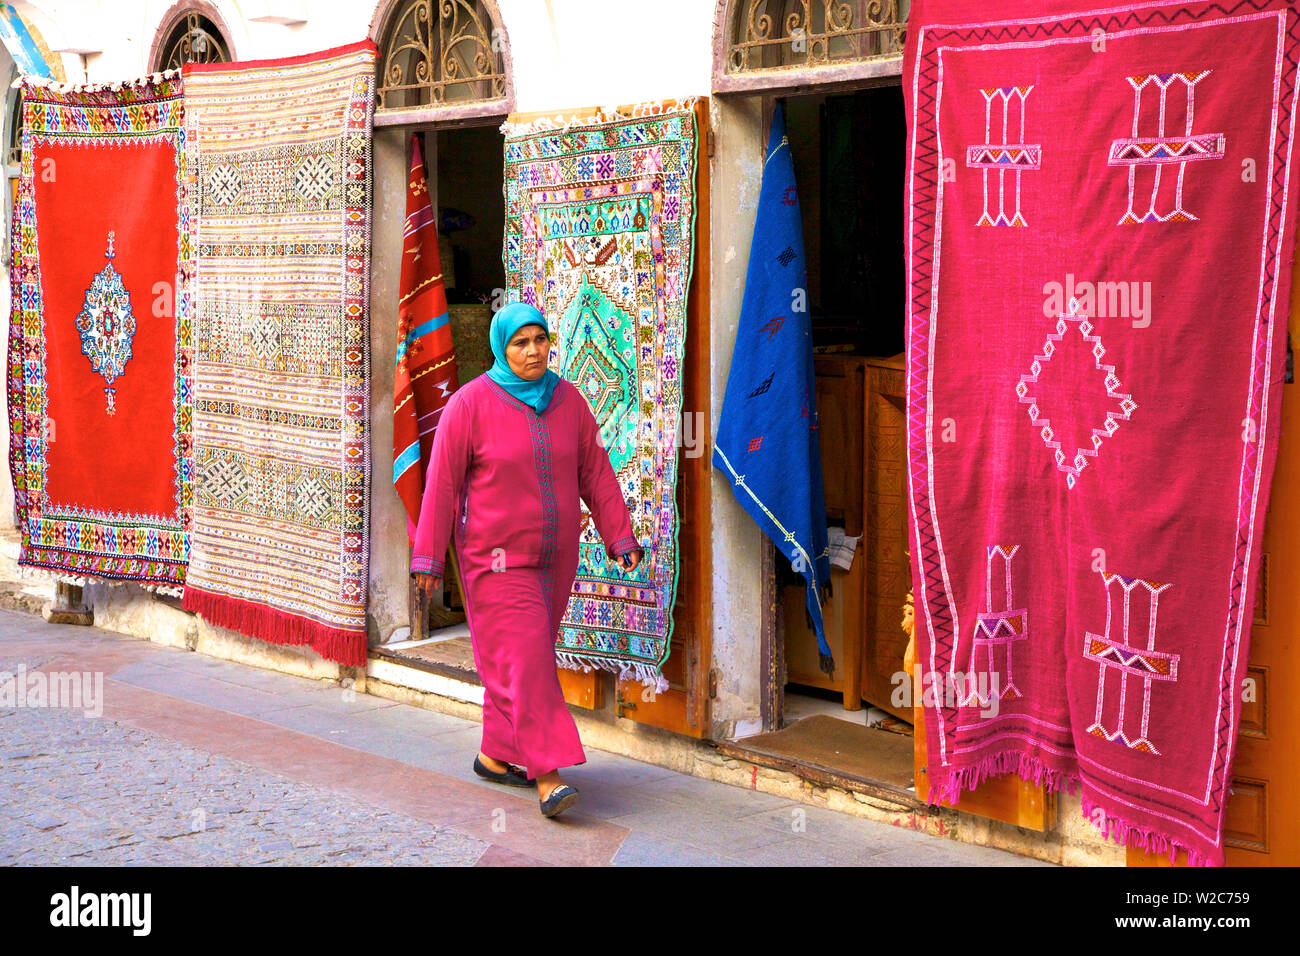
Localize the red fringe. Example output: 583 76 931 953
1082 795 1214 868
932 750 1216 866
931 749 1078 806
181 585 366 667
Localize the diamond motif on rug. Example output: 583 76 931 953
292 475 334 520
206 163 242 206
204 456 251 506
293 154 336 203
559 281 636 443
75 230 137 415
1015 297 1138 489
250 314 282 361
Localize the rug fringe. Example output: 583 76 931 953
16 564 100 591
140 582 185 599
15 562 183 595
182 585 366 667
931 749 1079 807
555 652 670 694
1080 795 1213 867
15 69 180 92
14 564 77 589
501 97 700 137
933 751 1216 865
15 69 182 93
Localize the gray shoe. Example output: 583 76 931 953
539 784 579 818
473 755 535 788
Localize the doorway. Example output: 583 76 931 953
721 83 918 797
371 121 505 684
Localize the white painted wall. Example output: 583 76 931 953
499 0 714 113
14 0 718 93
13 0 372 79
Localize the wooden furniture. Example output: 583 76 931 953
783 549 864 703
782 353 911 718
782 354 867 708
862 355 910 719
814 356 868 537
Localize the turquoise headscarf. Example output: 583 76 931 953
487 302 561 413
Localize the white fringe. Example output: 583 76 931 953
13 563 182 597
140 582 184 599
500 97 699 137
15 564 86 589
556 652 670 695
13 68 180 92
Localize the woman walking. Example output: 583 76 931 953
411 302 642 818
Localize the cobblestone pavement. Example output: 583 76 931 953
0 705 486 866
0 608 1050 866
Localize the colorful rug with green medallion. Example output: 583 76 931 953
502 100 699 689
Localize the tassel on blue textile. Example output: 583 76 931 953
713 104 834 676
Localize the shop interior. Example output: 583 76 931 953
732 83 917 793
374 123 504 683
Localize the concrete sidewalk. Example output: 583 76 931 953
0 609 1048 866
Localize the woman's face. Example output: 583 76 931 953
506 323 551 380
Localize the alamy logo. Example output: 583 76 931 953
49 886 151 936
0 665 103 717
1042 273 1153 328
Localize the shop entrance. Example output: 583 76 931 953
371 122 504 686
372 99 715 740
718 84 920 797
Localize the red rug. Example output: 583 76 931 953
8 74 190 587
394 134 458 541
904 0 1300 865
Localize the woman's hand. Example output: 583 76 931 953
616 549 643 573
413 573 442 599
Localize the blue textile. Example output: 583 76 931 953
712 104 834 671
488 302 560 413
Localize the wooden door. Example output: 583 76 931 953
615 97 713 737
558 668 603 710
1220 384 1300 864
494 99 713 731
1130 258 1300 868
862 356 911 719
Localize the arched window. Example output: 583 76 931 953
714 0 908 93
152 7 232 72
373 0 511 119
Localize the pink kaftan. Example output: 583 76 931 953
411 374 638 779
